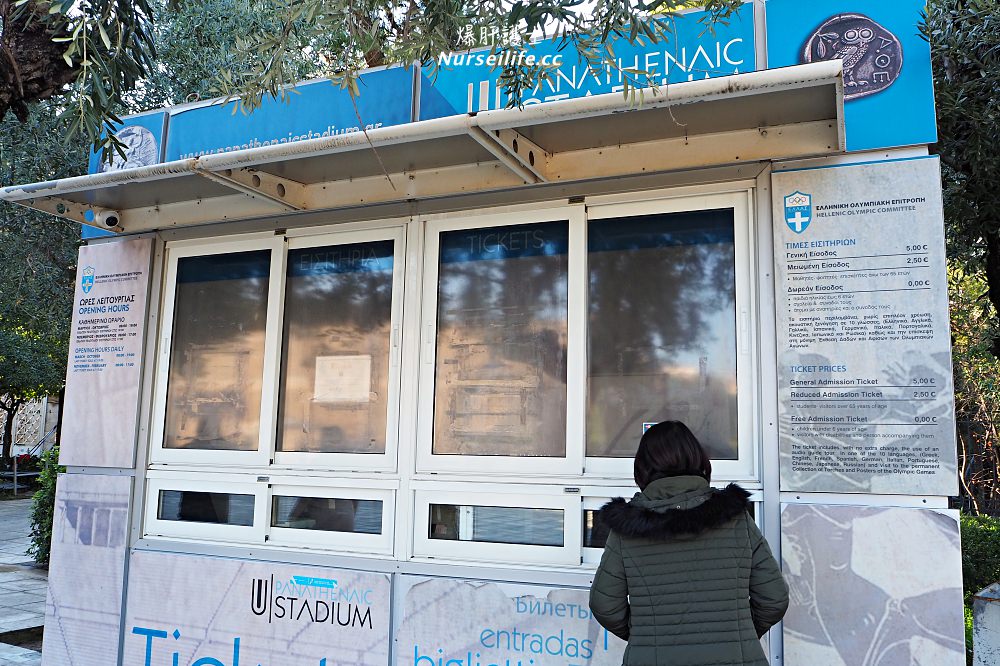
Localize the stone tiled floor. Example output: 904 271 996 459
0 499 44 665
0 642 40 666
0 499 33 567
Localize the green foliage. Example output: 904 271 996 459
961 512 1000 662
0 102 83 462
966 605 974 665
195 0 744 114
0 104 84 331
926 0 1000 331
962 513 1000 600
0 0 743 159
9 0 743 157
28 446 63 566
8 0 158 161
127 0 339 112
949 263 1000 513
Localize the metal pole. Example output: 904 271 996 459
13 453 17 496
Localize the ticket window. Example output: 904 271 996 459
418 192 757 482
581 490 762 565
413 486 582 565
267 483 395 554
584 193 757 480
152 240 281 467
273 229 405 471
144 190 759 558
416 207 585 476
149 228 405 471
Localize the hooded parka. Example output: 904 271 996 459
589 476 788 666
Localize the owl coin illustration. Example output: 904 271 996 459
802 14 903 101
99 125 159 172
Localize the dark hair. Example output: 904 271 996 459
633 421 712 490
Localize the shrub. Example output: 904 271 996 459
28 447 63 566
962 513 1000 600
961 513 1000 663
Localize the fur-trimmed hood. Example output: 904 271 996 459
598 477 750 539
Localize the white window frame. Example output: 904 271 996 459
272 226 406 472
412 484 582 566
581 493 626 566
583 191 758 481
143 471 267 543
149 236 285 467
416 206 587 477
580 487 764 564
267 481 395 555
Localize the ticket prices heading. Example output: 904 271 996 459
771 157 957 496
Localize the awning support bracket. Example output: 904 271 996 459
194 168 306 211
467 126 550 184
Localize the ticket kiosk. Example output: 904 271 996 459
0 2 967 664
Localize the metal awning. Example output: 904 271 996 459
0 61 845 234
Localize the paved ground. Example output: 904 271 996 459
0 643 41 666
0 498 34 567
0 499 44 665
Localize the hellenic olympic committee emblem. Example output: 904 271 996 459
802 13 903 100
81 266 95 294
784 192 812 234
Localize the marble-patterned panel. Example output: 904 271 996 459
123 550 390 666
41 473 131 666
394 576 625 665
781 503 964 666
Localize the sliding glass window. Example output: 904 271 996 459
434 221 569 457
584 193 756 479
587 209 738 460
277 237 397 462
418 208 583 475
163 250 270 451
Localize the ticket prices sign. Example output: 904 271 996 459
123 551 391 666
394 576 625 666
61 237 153 468
771 157 957 495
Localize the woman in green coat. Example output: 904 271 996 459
589 421 789 666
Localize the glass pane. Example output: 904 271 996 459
278 241 394 454
583 509 610 549
584 502 754 549
429 504 564 546
587 210 738 460
271 496 383 534
164 250 270 450
157 490 255 526
434 221 569 456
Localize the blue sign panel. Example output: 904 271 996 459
766 0 937 152
164 66 414 162
420 4 756 119
84 110 167 239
